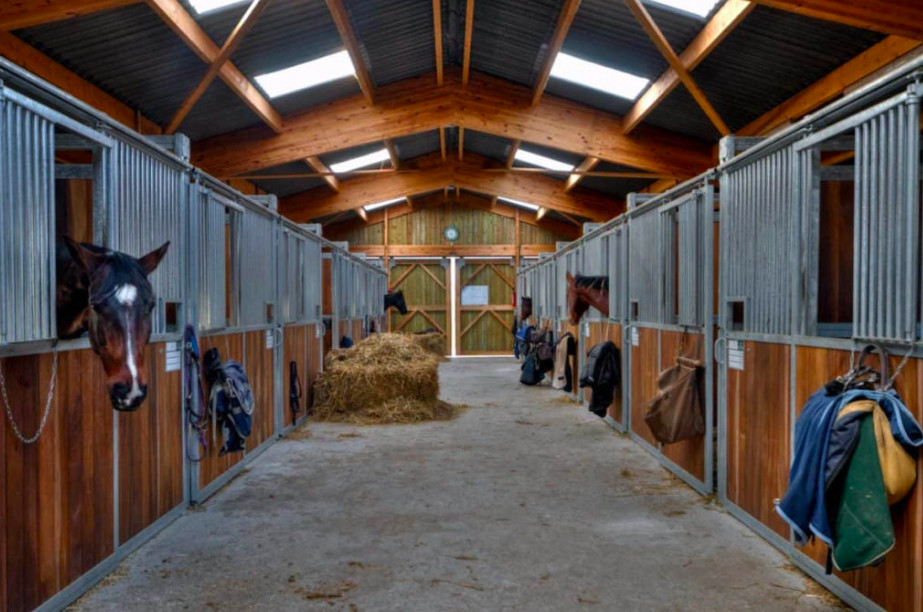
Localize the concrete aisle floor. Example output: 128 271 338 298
76 358 841 611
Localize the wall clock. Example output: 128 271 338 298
444 225 460 242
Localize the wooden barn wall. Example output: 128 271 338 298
0 340 186 611
326 207 568 247
389 263 448 352
583 322 623 423
282 324 321 430
197 333 245 488
458 262 515 355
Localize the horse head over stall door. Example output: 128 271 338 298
384 289 408 315
566 272 609 325
57 236 170 410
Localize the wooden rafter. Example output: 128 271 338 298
166 0 270 134
356 206 369 222
305 156 339 192
192 69 713 180
738 35 922 136
458 127 465 160
751 0 923 40
565 156 599 192
439 127 447 161
325 0 375 104
0 0 139 30
462 0 475 85
532 0 582 105
384 139 400 168
505 139 521 169
280 152 619 222
536 207 549 221
144 0 283 133
347 244 557 257
432 0 444 85
624 0 730 136
623 0 754 134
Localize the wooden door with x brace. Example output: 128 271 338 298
388 258 450 355
456 259 515 355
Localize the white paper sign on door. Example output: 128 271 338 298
728 340 745 371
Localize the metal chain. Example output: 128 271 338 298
0 347 59 444
884 343 916 392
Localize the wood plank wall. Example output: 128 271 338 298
282 324 322 429
583 322 624 423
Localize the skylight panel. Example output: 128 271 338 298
644 0 721 18
514 149 575 172
499 197 540 212
255 51 355 99
550 53 649 101
188 0 249 15
363 197 405 212
330 148 392 174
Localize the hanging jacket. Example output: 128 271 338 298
579 341 621 418
552 333 575 391
778 387 923 546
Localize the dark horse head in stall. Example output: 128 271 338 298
384 289 408 315
57 237 170 411
566 272 609 326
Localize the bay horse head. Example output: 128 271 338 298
384 289 408 315
62 237 169 411
566 272 610 326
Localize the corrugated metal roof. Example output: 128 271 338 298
180 79 267 140
248 160 327 198
544 79 634 117
393 130 441 161
463 130 511 163
320 140 391 168
647 5 885 140
643 86 722 142
469 0 564 87
347 0 437 86
516 141 584 168
15 4 211 130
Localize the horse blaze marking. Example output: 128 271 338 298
115 284 138 305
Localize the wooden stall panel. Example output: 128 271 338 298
118 343 184 544
0 349 114 612
660 331 706 481
245 330 275 449
608 324 623 423
796 348 922 611
197 333 244 489
351 319 363 343
725 341 790 538
282 325 308 429
580 322 624 423
305 324 322 410
630 327 659 446
557 320 579 395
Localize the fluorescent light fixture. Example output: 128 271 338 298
363 197 404 212
644 0 720 18
188 0 248 15
330 148 391 174
550 53 649 101
499 197 540 212
514 149 575 172
255 50 355 99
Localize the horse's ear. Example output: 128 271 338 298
139 241 170 275
566 271 574 284
64 236 106 272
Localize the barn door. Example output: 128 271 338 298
456 259 515 355
388 258 449 355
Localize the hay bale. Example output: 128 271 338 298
410 332 445 358
313 333 457 424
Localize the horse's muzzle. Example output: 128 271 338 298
110 382 148 411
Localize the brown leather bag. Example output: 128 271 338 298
644 355 705 444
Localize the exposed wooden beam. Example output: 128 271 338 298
462 0 475 85
536 206 549 221
439 126 447 161
505 139 521 168
565 156 599 192
325 0 375 104
280 152 619 222
623 0 754 134
356 206 369 222
739 35 922 136
0 0 139 30
346 244 556 257
144 0 283 133
384 139 400 168
458 127 465 160
192 69 712 180
532 0 582 105
0 30 161 132
751 0 923 40
166 0 270 134
624 0 730 136
305 156 340 192
432 0 444 85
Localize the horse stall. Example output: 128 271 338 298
0 61 190 611
622 180 716 495
716 71 923 610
